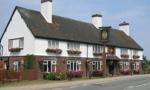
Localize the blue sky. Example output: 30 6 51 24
0 0 150 59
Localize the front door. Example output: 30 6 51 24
108 61 114 75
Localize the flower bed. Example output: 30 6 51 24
66 71 83 78
67 50 81 55
46 48 62 54
92 71 103 77
120 70 130 75
133 70 140 74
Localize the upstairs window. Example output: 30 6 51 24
48 40 59 49
121 48 128 55
8 38 24 49
93 45 103 53
67 42 80 50
133 50 138 56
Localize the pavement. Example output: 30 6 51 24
0 74 150 90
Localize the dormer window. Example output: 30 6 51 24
8 38 24 52
93 45 103 56
46 40 62 54
67 42 81 55
48 40 59 49
133 50 139 59
120 48 129 58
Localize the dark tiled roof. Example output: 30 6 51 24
10 6 144 50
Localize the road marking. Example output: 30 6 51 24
82 83 88 86
69 86 78 88
51 88 63 90
123 82 150 90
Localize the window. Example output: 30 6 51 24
92 61 102 71
67 42 80 50
9 38 24 49
67 60 81 71
93 45 103 53
119 62 129 71
133 50 138 56
133 62 140 70
43 60 56 73
13 61 20 72
48 40 59 49
121 48 128 55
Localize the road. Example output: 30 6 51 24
50 75 150 90
1 75 150 90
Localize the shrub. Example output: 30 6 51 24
45 72 66 80
92 71 103 77
47 72 56 80
133 70 140 74
67 71 83 78
24 55 36 70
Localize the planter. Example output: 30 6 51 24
9 48 22 52
93 53 103 56
133 55 140 59
46 48 62 54
121 54 129 58
67 50 81 55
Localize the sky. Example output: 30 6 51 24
0 0 150 59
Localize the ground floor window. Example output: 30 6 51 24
67 60 81 71
133 62 140 70
119 61 129 71
92 61 102 71
43 60 56 73
13 61 20 72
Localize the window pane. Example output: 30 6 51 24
13 39 20 48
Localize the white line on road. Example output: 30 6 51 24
82 83 88 86
51 88 63 90
123 82 150 90
69 86 78 88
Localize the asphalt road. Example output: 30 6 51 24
50 75 150 90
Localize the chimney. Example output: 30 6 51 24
119 21 130 36
41 0 52 23
92 14 102 29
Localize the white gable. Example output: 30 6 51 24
1 9 35 56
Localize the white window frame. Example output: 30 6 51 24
13 61 20 72
67 60 81 71
120 61 129 71
67 42 80 50
121 48 128 55
93 45 103 53
92 61 102 71
48 40 59 49
133 50 138 56
135 62 140 70
9 38 24 49
43 60 57 73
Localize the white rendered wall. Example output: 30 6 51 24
1 10 35 56
34 38 88 57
